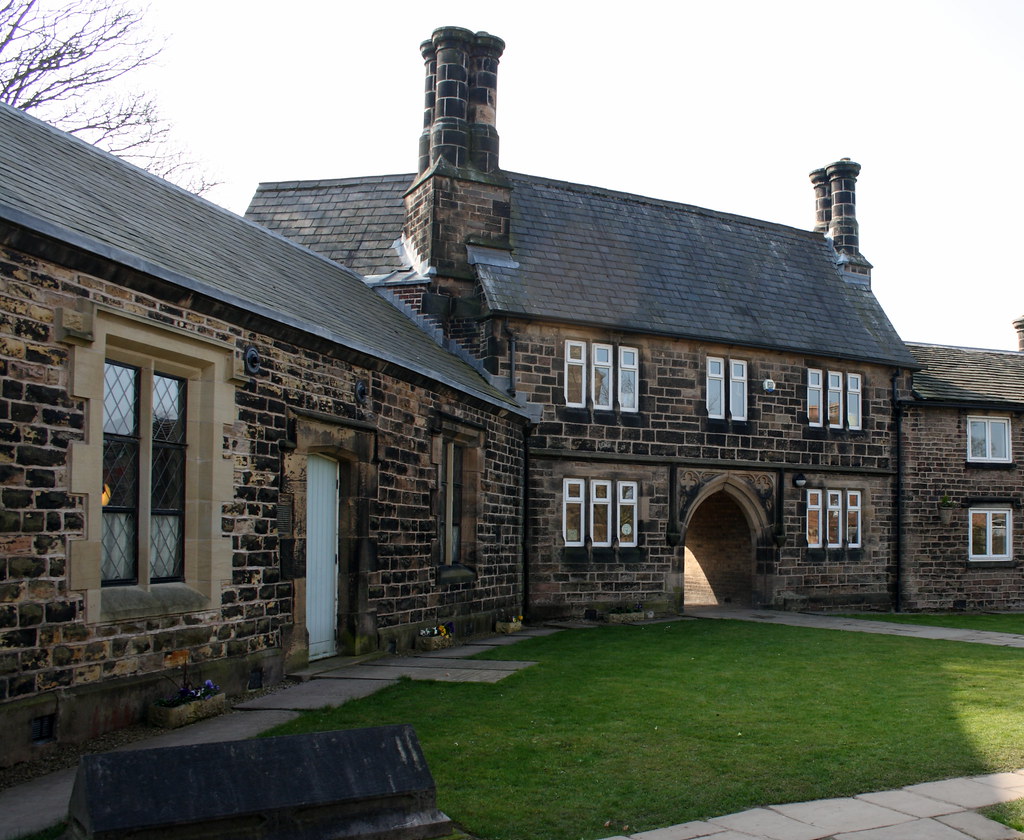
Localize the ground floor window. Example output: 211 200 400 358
806 488 862 549
563 478 638 548
969 508 1012 561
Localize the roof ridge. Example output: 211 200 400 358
908 341 1024 357
504 170 822 240
254 173 415 193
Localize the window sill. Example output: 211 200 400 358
967 559 1017 568
964 461 1017 470
437 563 476 585
99 582 212 622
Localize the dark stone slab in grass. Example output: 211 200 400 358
66 724 452 839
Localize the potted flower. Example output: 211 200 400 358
607 603 646 624
495 614 523 634
148 672 225 729
938 495 956 525
416 621 455 651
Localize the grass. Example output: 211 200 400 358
982 799 1024 831
265 620 1024 840
843 613 1024 634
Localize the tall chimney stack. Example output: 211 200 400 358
417 27 505 176
810 159 872 280
1014 315 1024 352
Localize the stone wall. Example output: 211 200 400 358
0 241 524 765
503 319 905 615
900 404 1024 611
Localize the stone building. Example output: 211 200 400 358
247 26 921 619
898 341 1024 610
0 101 528 765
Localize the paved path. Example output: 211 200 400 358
4 615 1024 840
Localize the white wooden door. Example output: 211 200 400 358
306 454 339 660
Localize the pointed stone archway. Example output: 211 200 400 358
681 473 774 609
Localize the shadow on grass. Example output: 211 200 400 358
266 620 1024 840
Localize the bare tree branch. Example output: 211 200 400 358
0 0 218 194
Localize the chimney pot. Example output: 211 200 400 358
1014 315 1024 352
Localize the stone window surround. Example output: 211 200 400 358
562 476 640 549
63 302 237 624
707 356 747 421
430 411 483 582
967 415 1012 464
563 339 640 412
968 506 1013 562
805 487 863 549
808 368 862 430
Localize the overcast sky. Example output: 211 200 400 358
138 0 1024 351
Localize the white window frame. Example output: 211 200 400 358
827 372 843 429
706 357 725 419
565 340 587 408
826 489 843 546
590 480 613 547
618 347 639 412
969 508 1012 561
806 489 822 548
617 481 638 547
967 416 1011 463
563 478 585 547
592 343 614 410
730 360 748 421
846 374 862 430
846 490 862 548
807 369 823 427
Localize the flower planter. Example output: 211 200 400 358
495 620 522 634
148 693 227 729
607 612 646 624
416 634 454 652
939 506 954 525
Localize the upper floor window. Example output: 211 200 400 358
808 369 861 429
806 488 862 549
707 357 746 421
564 340 639 412
968 417 1011 463
102 361 187 585
563 478 638 548
970 508 1012 561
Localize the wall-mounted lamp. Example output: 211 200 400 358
792 474 807 488
243 346 261 376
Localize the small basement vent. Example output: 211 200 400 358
276 494 294 535
31 713 56 744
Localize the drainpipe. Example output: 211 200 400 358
891 369 904 612
521 422 532 617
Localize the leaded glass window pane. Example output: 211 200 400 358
102 512 136 582
150 516 183 579
103 362 139 584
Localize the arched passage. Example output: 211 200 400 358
682 476 772 608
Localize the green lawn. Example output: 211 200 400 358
843 612 1024 634
266 620 1024 840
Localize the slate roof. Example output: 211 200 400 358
908 343 1024 407
246 175 410 277
0 104 520 414
250 172 917 368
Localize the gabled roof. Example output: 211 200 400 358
0 104 521 414
908 343 1024 407
250 171 917 368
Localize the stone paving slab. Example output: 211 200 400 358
857 789 964 818
359 656 537 672
709 806 827 839
905 778 1021 809
630 822 727 839
325 663 521 682
770 797 915 834
937 810 1024 839
234 677 397 710
831 818 982 839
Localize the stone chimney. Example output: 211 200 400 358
1014 315 1024 351
404 28 512 360
809 159 872 280
417 27 505 176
